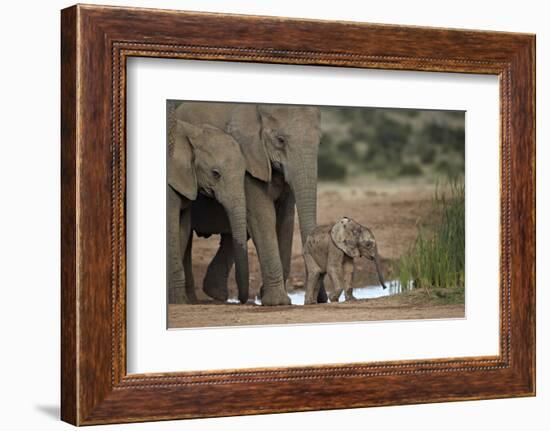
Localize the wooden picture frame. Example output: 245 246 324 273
61 4 535 425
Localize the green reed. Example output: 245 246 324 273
394 179 465 294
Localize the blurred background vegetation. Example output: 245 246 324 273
319 107 465 182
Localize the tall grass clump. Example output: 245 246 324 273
395 179 465 293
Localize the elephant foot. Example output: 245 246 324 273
237 291 249 304
345 290 357 302
169 287 189 304
186 286 198 304
203 281 228 302
304 293 317 305
260 286 291 306
329 293 341 303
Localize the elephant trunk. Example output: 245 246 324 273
287 152 318 247
286 145 324 303
223 198 249 303
374 251 388 290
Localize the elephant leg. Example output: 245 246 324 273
168 187 188 304
275 188 295 290
327 268 345 304
304 254 322 304
326 248 346 303
326 276 341 302
343 260 357 301
202 234 234 302
246 177 290 306
182 229 197 303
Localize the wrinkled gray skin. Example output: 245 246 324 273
176 102 322 306
168 119 248 304
303 217 387 305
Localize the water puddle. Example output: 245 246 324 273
228 280 413 305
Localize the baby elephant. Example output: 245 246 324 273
304 217 387 304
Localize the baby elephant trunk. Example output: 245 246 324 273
373 252 388 290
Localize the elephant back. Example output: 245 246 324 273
176 102 272 183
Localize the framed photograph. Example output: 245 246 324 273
61 4 535 425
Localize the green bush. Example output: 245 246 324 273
318 152 347 181
418 144 437 164
339 139 360 159
317 106 465 181
434 159 464 179
434 159 452 173
398 162 423 176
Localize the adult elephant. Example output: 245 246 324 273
167 114 249 304
176 102 325 306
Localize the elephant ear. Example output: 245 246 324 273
225 107 271 183
167 120 200 200
330 217 360 259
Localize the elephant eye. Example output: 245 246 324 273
211 168 222 180
275 135 287 147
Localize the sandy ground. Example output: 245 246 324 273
169 179 464 328
168 289 465 328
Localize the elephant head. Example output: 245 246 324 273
168 120 250 303
176 101 321 247
330 217 388 289
248 104 321 245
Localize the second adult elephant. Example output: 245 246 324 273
177 102 322 306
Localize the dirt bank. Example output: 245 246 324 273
168 288 465 328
